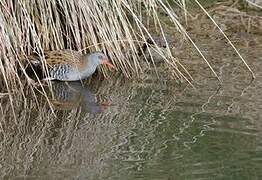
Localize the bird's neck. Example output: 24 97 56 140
81 61 98 78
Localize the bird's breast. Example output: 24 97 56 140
49 64 76 81
47 62 96 81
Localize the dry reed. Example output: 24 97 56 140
0 0 255 99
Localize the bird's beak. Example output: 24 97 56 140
101 58 115 70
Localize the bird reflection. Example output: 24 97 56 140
47 82 110 114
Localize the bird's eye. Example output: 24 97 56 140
98 55 103 59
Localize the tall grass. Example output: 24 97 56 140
0 1 171 86
0 0 255 96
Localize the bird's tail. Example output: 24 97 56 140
20 53 45 80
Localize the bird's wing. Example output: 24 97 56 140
23 50 83 67
44 50 83 66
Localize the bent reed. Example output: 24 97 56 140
0 0 254 97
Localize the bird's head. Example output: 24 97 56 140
87 52 115 69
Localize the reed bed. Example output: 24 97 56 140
0 0 255 99
0 1 174 87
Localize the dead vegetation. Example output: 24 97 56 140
0 0 258 101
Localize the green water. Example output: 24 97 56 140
1 58 262 180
